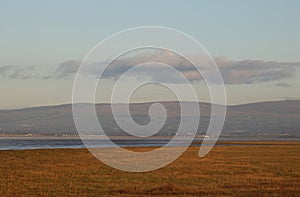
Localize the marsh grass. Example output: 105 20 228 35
0 142 299 196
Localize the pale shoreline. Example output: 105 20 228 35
1 134 299 140
0 140 299 152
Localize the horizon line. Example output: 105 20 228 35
1 99 299 111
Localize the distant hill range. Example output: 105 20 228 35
0 100 299 137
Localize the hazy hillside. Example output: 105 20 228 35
0 100 299 137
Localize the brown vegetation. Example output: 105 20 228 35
0 142 299 196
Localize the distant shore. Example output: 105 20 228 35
1 136 300 151
1 134 299 140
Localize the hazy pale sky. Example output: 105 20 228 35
0 0 300 109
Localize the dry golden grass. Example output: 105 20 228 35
0 142 299 196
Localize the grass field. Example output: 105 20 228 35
0 142 299 196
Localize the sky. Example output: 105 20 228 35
0 0 300 109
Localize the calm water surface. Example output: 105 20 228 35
0 137 298 150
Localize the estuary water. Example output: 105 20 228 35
0 136 298 150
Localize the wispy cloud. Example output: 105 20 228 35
2 51 300 86
274 82 292 88
215 57 299 84
0 65 37 79
54 50 298 85
54 60 81 79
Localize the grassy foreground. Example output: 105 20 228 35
0 142 299 196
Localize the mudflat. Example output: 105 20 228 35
0 142 299 196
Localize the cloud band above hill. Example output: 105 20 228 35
1 52 299 86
